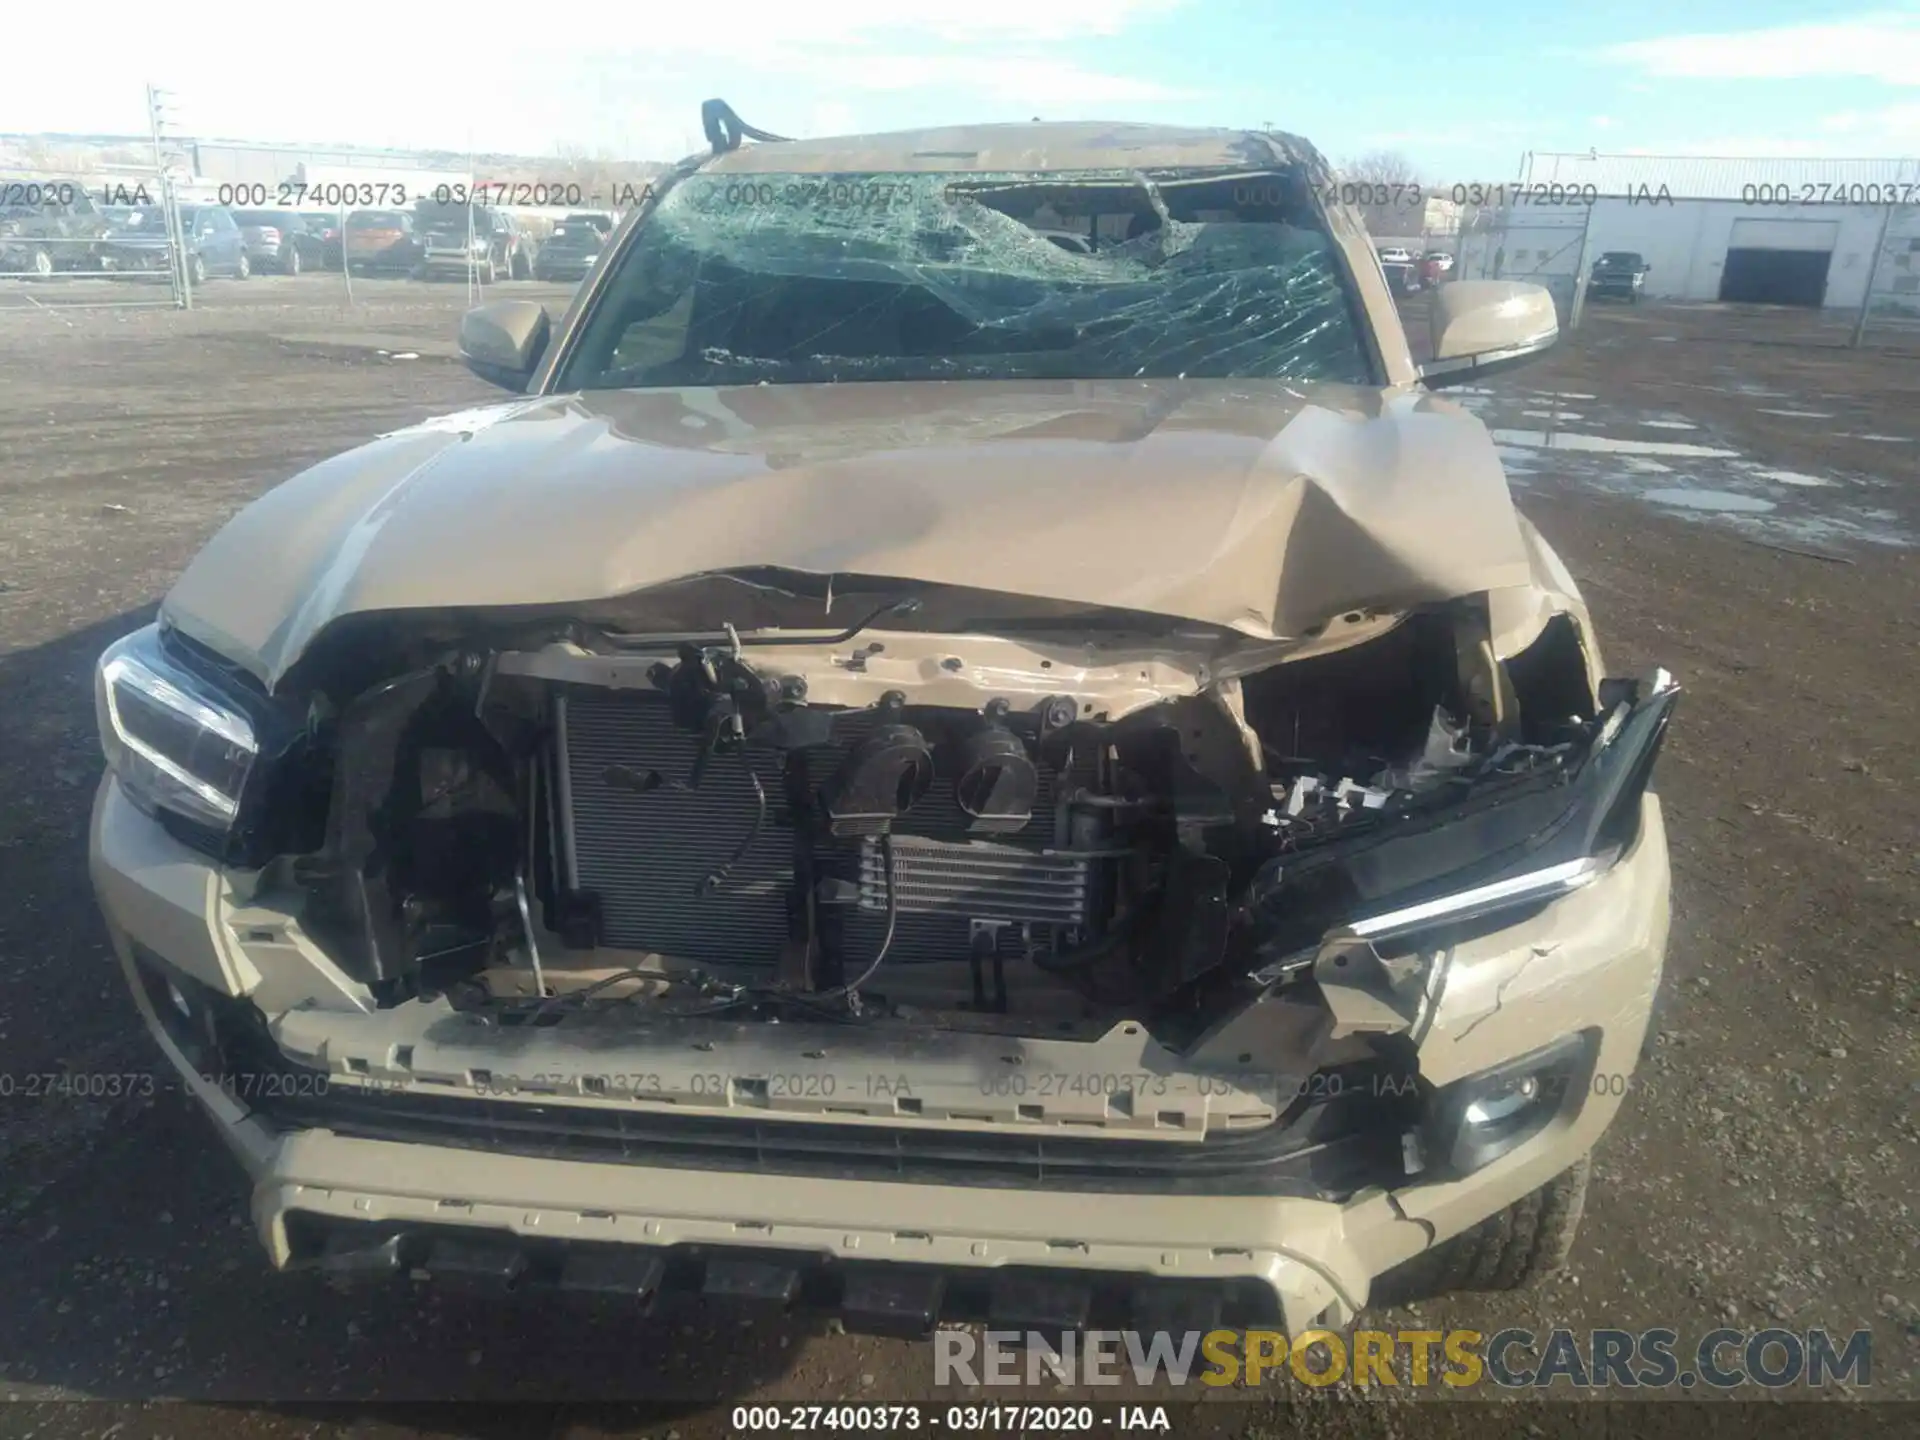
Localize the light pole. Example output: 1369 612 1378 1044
146 83 190 309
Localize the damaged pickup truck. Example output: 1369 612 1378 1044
89 108 1677 1337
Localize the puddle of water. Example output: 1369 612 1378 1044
1739 511 1912 551
1649 336 1679 343
1847 434 1912 443
1529 391 1597 401
1748 468 1835 488
1470 389 1909 550
1642 488 1776 513
1492 428 1739 458
1756 408 1835 419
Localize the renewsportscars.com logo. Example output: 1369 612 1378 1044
934 1326 1874 1390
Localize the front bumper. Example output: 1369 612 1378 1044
89 776 1670 1333
99 246 173 272
421 250 492 269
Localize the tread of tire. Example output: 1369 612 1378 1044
1375 1153 1591 1302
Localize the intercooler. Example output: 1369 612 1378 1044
554 691 1098 970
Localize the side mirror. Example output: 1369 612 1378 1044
459 300 550 393
1419 280 1559 387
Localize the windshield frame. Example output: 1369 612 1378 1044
540 158 1386 395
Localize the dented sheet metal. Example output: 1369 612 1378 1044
163 380 1535 691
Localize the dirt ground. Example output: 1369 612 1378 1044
0 277 1915 1436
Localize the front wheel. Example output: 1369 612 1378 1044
1373 1153 1592 1303
190 253 207 286
28 245 55 279
282 246 301 276
236 252 251 280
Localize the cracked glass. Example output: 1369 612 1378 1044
558 167 1373 389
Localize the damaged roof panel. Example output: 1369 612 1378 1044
700 123 1324 177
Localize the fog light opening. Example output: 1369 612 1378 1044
1425 1030 1596 1179
1462 1074 1541 1128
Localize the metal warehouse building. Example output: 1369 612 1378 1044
1458 153 1920 313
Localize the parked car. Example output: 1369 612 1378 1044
98 202 250 282
90 113 1677 1335
1378 248 1421 295
1588 250 1651 303
1419 250 1455 286
414 200 534 282
531 211 613 281
342 209 420 275
301 212 345 269
230 209 327 275
0 182 114 277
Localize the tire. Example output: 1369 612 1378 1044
1373 1153 1592 1304
28 246 54 279
236 252 251 280
190 253 207 286
478 256 497 285
511 247 532 280
282 246 301 276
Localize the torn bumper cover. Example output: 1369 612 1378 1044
90 741 1670 1332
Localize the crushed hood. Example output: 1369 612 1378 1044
161 380 1535 689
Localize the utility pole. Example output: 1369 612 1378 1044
1850 203 1896 348
146 83 190 309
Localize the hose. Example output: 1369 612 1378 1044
811 831 898 1011
700 100 792 155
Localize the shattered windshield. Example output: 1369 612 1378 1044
556 167 1374 388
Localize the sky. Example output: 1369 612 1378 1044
6 2 1919 176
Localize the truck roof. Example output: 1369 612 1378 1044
699 122 1323 176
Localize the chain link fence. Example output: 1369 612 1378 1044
0 164 189 311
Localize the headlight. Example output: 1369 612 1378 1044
1340 856 1606 943
95 626 257 834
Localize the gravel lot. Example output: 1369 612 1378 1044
0 277 1914 1435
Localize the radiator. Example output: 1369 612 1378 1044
555 691 1096 969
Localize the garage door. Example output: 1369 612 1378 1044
1728 219 1841 251
1720 218 1839 306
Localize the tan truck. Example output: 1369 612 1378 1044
90 108 1675 1337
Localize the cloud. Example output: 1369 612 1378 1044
11 1 1187 63
1648 102 1920 159
1819 100 1920 144
807 55 1190 105
1590 116 1619 131
3 0 1192 152
1599 12 1920 85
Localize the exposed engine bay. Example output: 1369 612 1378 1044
259 574 1676 1043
